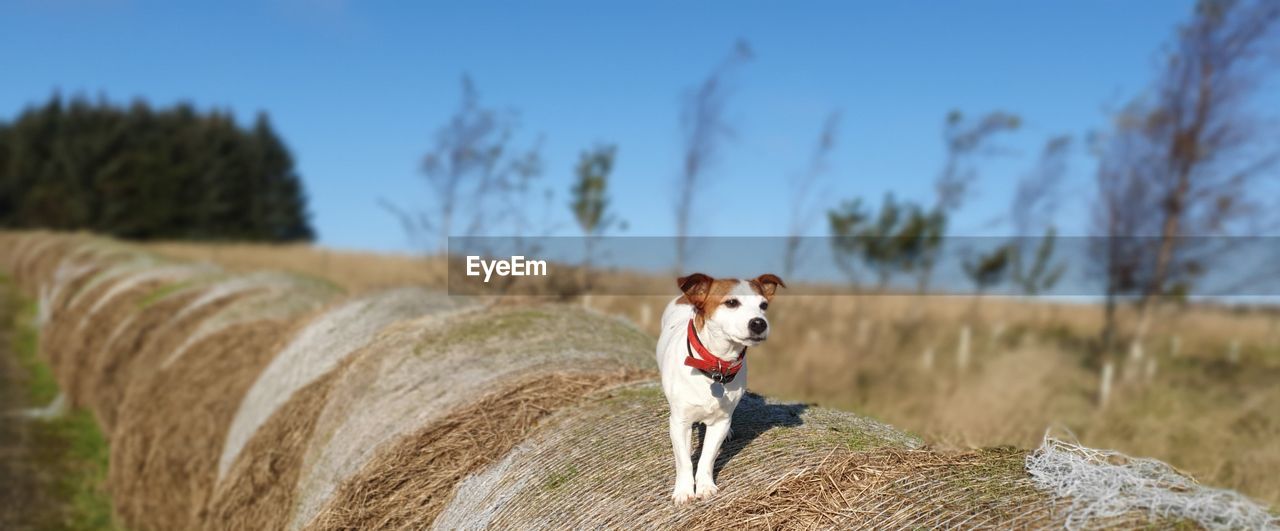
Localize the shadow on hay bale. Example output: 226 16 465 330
432 384 921 530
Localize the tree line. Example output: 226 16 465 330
398 0 1278 375
0 95 314 241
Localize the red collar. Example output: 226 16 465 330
684 320 746 383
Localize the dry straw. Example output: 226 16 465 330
107 281 336 530
219 287 470 480
1027 434 1280 530
2 230 1274 531
288 305 657 530
432 383 923 530
305 370 649 530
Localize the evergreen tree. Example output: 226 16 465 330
0 94 314 241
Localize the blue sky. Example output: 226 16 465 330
1 0 1239 252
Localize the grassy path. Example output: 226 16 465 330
0 279 121 530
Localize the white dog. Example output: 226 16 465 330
656 272 785 504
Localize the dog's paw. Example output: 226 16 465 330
695 479 719 499
671 483 697 505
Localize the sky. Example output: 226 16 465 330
2 0 1256 253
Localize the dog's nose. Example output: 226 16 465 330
748 318 768 335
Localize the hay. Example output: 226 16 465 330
684 446 1167 530
6 231 1271 530
107 275 337 531
161 271 342 367
1027 435 1279 530
62 281 167 408
305 370 649 531
37 263 111 383
6 233 77 293
432 383 920 530
200 367 345 531
288 305 656 530
109 320 305 531
87 287 211 430
219 287 472 480
36 260 97 327
57 265 216 409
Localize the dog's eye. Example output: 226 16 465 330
724 299 740 309
759 302 768 310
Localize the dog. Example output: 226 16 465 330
656 272 785 504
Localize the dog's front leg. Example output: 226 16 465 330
669 414 696 504
694 418 731 499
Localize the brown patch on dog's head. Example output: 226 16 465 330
676 273 713 309
676 273 757 327
749 274 786 301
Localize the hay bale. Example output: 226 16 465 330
219 287 476 480
108 274 338 531
1027 437 1278 530
7 232 79 291
682 446 1153 530
306 370 650 531
288 306 656 530
89 279 261 431
200 367 346 531
37 260 99 328
432 383 920 530
161 271 342 367
37 263 115 382
110 321 292 530
59 264 218 407
88 288 204 429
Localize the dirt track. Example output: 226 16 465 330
0 283 56 528
0 283 101 530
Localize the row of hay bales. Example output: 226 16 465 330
0 231 1159 530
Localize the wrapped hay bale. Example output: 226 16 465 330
4 232 79 290
108 272 341 531
304 372 637 530
219 287 477 479
682 446 1132 529
201 363 349 531
289 305 656 530
59 262 220 408
1027 437 1279 530
433 390 1203 530
87 271 281 430
431 383 920 530
34 248 151 389
36 259 100 328
160 271 343 368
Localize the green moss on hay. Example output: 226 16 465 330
543 465 580 490
136 279 195 309
436 308 547 348
426 305 654 364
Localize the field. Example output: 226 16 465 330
146 240 1280 507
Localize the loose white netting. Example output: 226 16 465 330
1026 434 1279 530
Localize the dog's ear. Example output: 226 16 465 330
677 273 714 308
751 274 786 300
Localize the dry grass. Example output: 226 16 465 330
143 241 445 294
109 320 299 531
685 446 1169 530
200 366 343 531
143 241 1280 507
305 370 648 531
